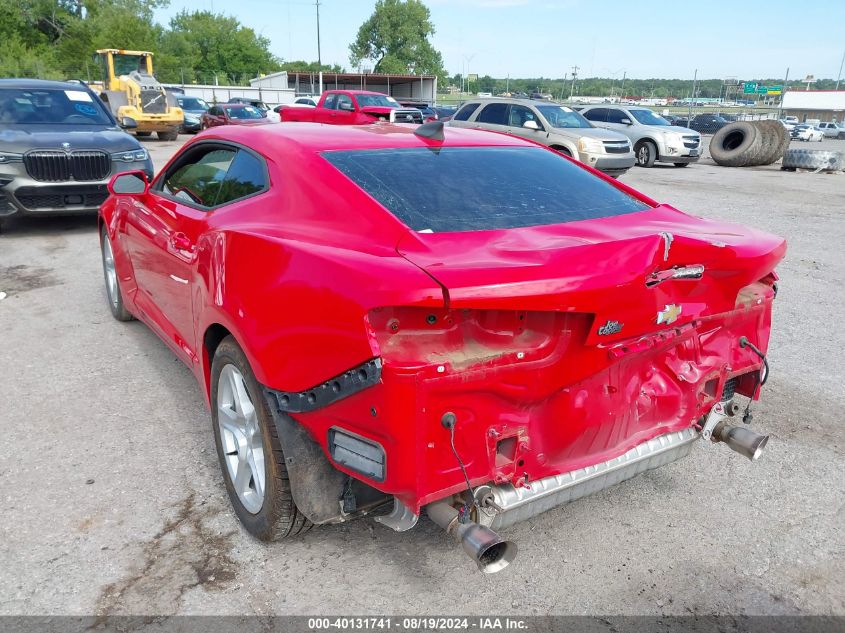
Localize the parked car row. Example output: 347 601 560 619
449 98 638 177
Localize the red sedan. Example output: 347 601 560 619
100 122 784 573
200 103 272 129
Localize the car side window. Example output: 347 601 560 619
215 150 267 205
476 103 509 125
323 93 337 110
162 147 237 207
453 103 480 121
508 105 542 129
605 109 628 124
582 108 607 122
337 94 353 110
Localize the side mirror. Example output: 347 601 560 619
339 101 355 112
620 117 633 125
108 170 149 196
119 116 137 130
522 120 540 130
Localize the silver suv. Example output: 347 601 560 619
577 105 701 168
816 122 845 139
448 98 636 177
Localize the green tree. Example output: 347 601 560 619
165 10 281 84
279 60 344 73
348 0 444 81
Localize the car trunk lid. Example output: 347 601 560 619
397 205 785 344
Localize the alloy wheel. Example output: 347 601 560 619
102 233 119 309
217 364 266 514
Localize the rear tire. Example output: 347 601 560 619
157 129 179 141
100 226 133 322
635 140 657 167
211 336 313 541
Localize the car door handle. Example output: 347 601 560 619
170 232 193 251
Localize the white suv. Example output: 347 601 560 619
578 105 702 168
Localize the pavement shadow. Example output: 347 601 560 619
0 212 98 238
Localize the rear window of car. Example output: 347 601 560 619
322 146 650 233
453 103 480 121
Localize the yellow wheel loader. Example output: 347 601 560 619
92 49 183 140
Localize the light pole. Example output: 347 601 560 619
462 53 476 96
315 1 322 67
836 49 845 91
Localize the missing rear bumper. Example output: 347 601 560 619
475 428 699 530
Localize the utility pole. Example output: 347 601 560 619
836 49 845 91
688 68 697 121
569 65 579 101
777 67 789 120
620 71 626 100
315 0 322 67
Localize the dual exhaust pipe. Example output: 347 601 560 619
427 501 517 574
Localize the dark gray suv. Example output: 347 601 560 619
0 79 154 222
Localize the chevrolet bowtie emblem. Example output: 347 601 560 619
657 304 682 325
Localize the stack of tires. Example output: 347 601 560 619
709 120 789 167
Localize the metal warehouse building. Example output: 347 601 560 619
782 90 845 123
253 70 438 103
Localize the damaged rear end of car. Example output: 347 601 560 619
269 138 786 573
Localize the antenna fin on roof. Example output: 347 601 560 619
414 120 445 141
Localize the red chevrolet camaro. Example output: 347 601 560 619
100 121 785 573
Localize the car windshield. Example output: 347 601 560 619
225 106 264 119
178 97 209 111
535 105 592 128
629 109 670 126
323 146 650 232
356 95 400 108
0 87 112 125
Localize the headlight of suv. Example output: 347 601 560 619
577 137 605 154
112 149 148 163
184 113 199 124
0 152 24 164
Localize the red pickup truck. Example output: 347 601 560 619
277 90 424 125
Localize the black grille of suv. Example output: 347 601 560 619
682 135 700 149
15 185 109 210
603 141 631 154
140 89 167 114
24 151 110 182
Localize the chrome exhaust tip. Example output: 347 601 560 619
427 501 517 574
456 522 517 574
714 421 769 461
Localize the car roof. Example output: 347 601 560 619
199 122 534 153
465 97 569 107
0 78 94 90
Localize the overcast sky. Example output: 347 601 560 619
156 0 845 80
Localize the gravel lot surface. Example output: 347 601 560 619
1 133 843 617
